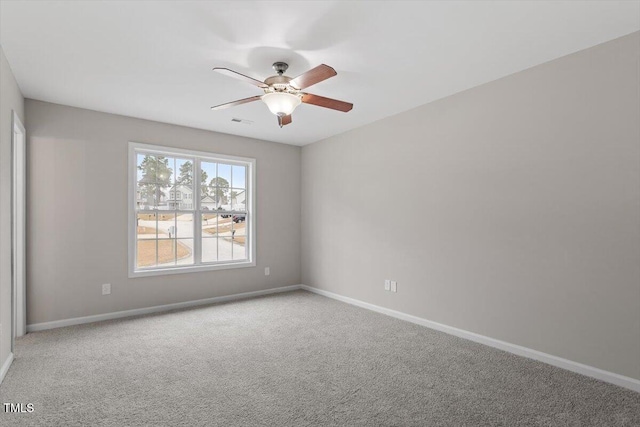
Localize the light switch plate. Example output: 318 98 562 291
384 280 391 291
265 267 270 276
390 281 397 293
102 283 111 295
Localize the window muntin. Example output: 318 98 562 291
129 143 255 276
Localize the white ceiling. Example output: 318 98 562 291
1 1 638 146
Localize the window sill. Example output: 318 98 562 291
129 260 256 278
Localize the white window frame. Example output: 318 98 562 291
128 142 256 277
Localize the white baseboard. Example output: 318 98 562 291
27 285 303 333
300 285 640 393
0 353 14 385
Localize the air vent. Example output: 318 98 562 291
231 118 253 125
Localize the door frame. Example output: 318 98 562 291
11 110 26 348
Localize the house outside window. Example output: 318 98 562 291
128 142 256 277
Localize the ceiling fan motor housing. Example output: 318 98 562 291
266 62 297 92
264 75 293 87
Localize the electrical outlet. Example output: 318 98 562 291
102 283 111 295
265 267 270 276
390 281 397 293
384 280 390 291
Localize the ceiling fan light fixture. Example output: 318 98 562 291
211 63 352 127
261 92 301 117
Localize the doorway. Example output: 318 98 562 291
12 110 26 346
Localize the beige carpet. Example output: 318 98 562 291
1 290 638 426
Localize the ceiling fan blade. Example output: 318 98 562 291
302 93 353 112
213 67 268 88
211 95 262 110
277 114 292 128
289 64 337 90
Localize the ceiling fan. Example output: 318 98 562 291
211 62 353 128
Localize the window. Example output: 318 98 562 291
128 142 255 277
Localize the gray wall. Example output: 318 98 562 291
1 46 25 365
26 100 301 325
301 32 640 380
